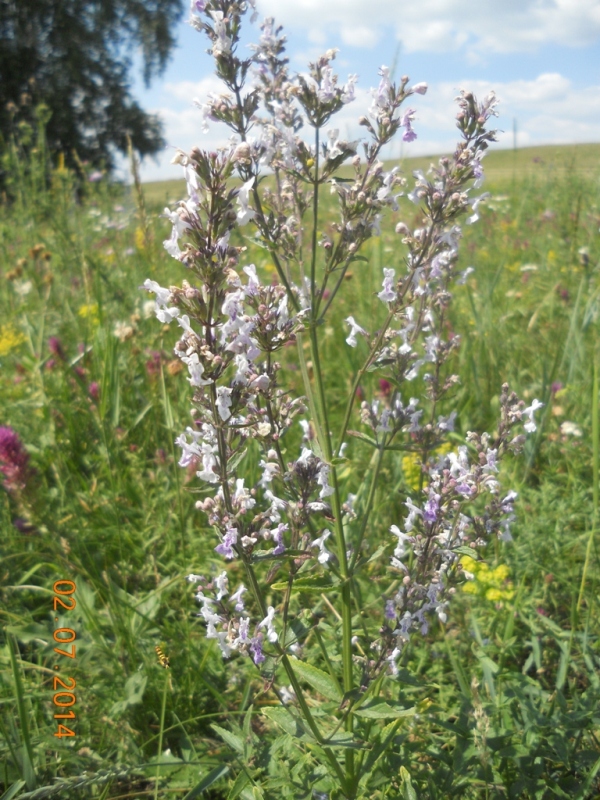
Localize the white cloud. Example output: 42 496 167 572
136 71 600 182
255 0 600 54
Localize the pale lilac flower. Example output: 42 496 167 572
400 108 417 142
390 525 411 566
258 606 278 643
197 443 220 484
233 479 256 512
177 314 200 338
243 264 260 295
265 489 287 523
215 526 238 560
230 585 247 612
181 352 213 387
272 523 288 555
216 387 233 421
341 74 358 103
317 463 334 499
317 64 336 102
345 316 367 347
377 268 397 304
312 530 332 564
236 178 256 225
214 570 229 600
259 460 279 488
249 638 264 664
141 279 179 324
209 10 232 57
411 82 428 95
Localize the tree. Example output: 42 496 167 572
0 0 184 173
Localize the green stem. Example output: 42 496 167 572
577 355 598 612
337 312 394 453
154 667 170 800
311 127 320 302
240 557 349 794
349 440 387 573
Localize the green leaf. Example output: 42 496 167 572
228 771 250 799
271 575 337 592
454 546 480 559
399 766 417 800
262 706 301 736
353 700 415 719
290 658 343 702
182 765 230 798
0 781 26 800
212 724 244 755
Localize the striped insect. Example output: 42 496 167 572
155 645 170 669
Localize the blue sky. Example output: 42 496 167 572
129 0 600 182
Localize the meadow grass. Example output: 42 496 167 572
0 143 599 799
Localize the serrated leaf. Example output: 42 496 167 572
212 724 244 754
353 700 415 719
262 706 301 736
290 658 343 702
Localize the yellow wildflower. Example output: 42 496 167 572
134 227 146 252
78 303 99 325
402 452 422 491
460 555 514 602
402 443 452 491
0 323 26 356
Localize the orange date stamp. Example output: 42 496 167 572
52 580 77 738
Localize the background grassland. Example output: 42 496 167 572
0 141 599 799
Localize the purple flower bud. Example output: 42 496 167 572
249 637 265 664
0 426 32 493
88 382 100 401
48 336 66 361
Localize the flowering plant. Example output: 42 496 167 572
142 2 540 795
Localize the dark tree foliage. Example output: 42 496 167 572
0 0 184 172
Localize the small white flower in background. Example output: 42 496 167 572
466 193 489 225
279 686 296 704
14 280 33 297
523 399 543 433
113 321 135 341
345 316 367 347
143 300 156 319
560 421 582 437
456 267 475 285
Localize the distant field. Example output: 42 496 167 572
142 142 600 207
